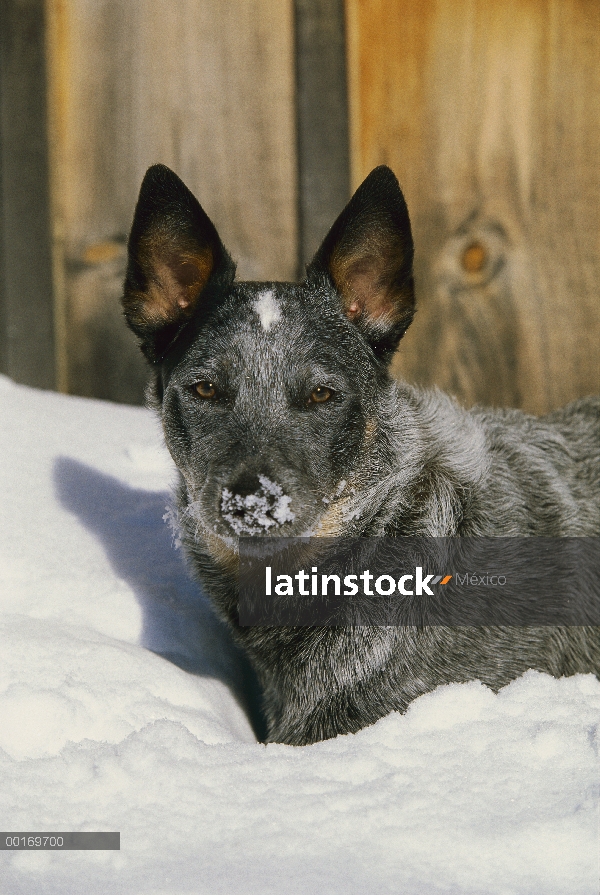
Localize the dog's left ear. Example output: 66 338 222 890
123 164 234 363
308 165 415 361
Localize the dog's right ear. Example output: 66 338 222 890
122 164 234 363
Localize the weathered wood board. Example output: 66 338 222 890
0 0 56 389
346 0 600 413
295 0 351 267
46 0 298 403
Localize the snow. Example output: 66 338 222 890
0 373 598 894
220 475 295 534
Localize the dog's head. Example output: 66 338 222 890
122 164 415 543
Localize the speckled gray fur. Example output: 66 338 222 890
123 164 600 745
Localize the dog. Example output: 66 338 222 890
122 163 600 745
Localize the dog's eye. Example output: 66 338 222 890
194 381 217 399
309 386 333 404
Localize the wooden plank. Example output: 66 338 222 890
0 0 56 389
294 0 351 269
46 0 298 403
346 0 600 414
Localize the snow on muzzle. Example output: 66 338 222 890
220 475 295 536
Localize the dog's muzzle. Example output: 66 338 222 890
220 473 295 536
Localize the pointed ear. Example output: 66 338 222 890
122 164 234 363
308 166 415 361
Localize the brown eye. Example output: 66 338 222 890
194 381 217 399
309 386 332 404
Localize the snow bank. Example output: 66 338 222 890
0 375 598 894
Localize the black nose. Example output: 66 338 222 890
228 471 261 498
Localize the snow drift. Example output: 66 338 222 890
0 375 598 894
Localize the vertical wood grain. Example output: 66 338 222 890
346 0 600 413
0 0 56 389
294 0 351 269
46 0 298 402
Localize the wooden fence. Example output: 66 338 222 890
0 0 598 411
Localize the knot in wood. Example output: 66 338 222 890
461 241 487 274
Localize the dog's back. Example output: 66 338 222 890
469 396 600 536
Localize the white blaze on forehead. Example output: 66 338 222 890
253 289 281 331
